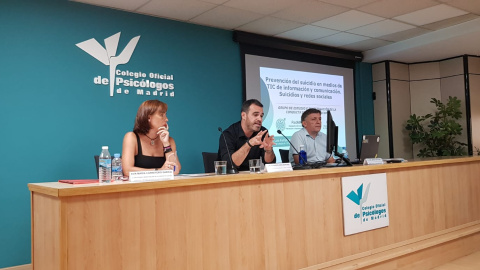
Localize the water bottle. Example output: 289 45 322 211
341 147 349 159
111 153 122 181
299 145 307 165
99 146 111 183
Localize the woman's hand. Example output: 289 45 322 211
157 123 170 145
160 160 176 171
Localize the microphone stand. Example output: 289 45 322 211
277 130 311 170
218 127 239 174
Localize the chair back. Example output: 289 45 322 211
202 152 218 173
279 149 290 163
94 155 99 178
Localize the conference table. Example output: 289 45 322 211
29 156 480 270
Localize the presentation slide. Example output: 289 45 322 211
245 54 357 161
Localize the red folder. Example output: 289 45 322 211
58 179 99 184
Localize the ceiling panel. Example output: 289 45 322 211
441 0 480 14
138 0 215 21
363 18 480 62
377 27 431 42
347 19 415 38
223 0 301 15
72 0 149 11
357 0 439 18
190 6 263 29
318 0 380 9
275 25 338 41
73 0 480 62
420 13 478 30
200 0 229 4
341 38 393 51
272 0 348 24
312 10 384 31
313 32 370 47
235 16 304 36
394 4 468 26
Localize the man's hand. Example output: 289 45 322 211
260 132 275 150
248 130 268 146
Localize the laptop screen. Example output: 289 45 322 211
359 135 380 161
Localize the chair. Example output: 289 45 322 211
279 149 290 163
202 152 218 173
94 155 100 178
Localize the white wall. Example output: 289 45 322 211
469 57 480 152
372 56 475 158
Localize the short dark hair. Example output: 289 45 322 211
133 100 168 134
301 108 321 122
241 99 263 113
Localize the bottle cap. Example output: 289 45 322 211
114 153 120 158
102 146 108 149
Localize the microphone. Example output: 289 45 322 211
277 130 310 169
218 127 239 174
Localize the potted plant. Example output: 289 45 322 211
405 96 466 157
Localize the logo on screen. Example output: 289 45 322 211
276 118 286 132
76 32 175 98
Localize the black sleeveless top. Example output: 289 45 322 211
134 132 166 169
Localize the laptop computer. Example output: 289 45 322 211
324 135 380 166
359 135 380 162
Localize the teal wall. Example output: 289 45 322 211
0 0 242 267
0 1 373 267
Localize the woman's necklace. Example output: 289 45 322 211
145 134 159 145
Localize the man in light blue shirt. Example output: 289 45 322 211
289 108 335 164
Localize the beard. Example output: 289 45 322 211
250 121 262 132
248 122 262 132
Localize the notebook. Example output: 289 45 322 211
359 135 380 161
59 179 99 184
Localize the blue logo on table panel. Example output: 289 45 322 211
347 183 370 205
347 182 387 223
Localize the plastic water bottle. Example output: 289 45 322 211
341 147 349 159
111 153 122 181
99 146 111 183
299 145 307 165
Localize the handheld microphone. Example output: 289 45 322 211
277 130 310 168
218 127 239 174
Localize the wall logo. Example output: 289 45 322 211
76 32 175 97
341 173 389 235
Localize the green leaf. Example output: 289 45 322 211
405 96 465 157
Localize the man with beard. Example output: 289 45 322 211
218 99 276 171
289 108 335 165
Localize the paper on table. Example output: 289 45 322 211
59 179 99 184
178 173 211 177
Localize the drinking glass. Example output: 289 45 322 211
214 161 227 175
249 159 261 173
